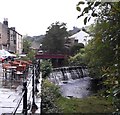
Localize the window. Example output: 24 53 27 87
14 40 16 44
11 37 13 41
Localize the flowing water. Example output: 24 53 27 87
49 66 98 98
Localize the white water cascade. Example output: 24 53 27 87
48 66 95 98
49 66 89 85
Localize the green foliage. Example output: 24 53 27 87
41 80 61 113
22 37 36 61
77 2 113 24
20 49 36 61
70 43 84 56
113 86 120 113
41 80 114 114
68 48 86 66
57 96 115 113
41 60 52 79
20 56 30 61
27 50 36 61
42 22 68 54
77 1 120 113
23 39 31 54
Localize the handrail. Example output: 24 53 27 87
12 90 25 115
11 71 33 115
27 76 32 101
27 75 32 87
11 61 40 115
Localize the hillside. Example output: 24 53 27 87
25 35 45 43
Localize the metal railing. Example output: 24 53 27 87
11 59 40 115
12 78 31 115
12 90 25 115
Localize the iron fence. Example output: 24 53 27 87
11 60 40 115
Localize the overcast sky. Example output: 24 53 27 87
0 0 91 36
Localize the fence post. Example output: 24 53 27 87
22 81 27 115
35 61 39 93
31 64 38 112
35 78 39 93
35 60 40 83
38 59 40 75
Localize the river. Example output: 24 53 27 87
49 67 98 98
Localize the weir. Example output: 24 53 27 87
49 66 89 85
49 66 97 98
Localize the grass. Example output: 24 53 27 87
56 95 115 114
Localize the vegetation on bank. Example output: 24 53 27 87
40 60 52 79
41 80 61 113
40 59 115 114
41 79 115 114
75 1 120 113
21 1 120 114
57 96 115 113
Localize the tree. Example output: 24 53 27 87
23 39 31 54
42 22 68 54
41 60 52 79
70 43 84 56
76 2 120 66
76 1 120 112
68 48 86 66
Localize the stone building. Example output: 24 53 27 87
0 19 8 50
0 19 23 54
8 27 23 54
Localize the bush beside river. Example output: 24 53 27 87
41 80 115 114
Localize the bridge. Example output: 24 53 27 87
35 53 68 67
35 53 67 59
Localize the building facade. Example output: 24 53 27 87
0 20 8 50
8 27 23 54
16 32 23 54
0 19 23 54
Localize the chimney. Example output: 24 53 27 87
3 18 8 26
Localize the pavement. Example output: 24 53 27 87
0 63 41 115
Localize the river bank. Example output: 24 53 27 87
41 79 115 114
56 95 115 113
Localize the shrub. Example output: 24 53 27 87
41 60 52 79
41 80 61 113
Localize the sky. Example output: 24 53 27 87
0 0 92 36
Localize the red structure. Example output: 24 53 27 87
35 53 67 59
35 53 68 67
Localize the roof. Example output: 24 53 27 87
69 30 91 45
